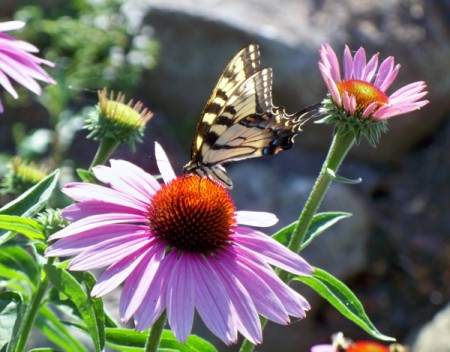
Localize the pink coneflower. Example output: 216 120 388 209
45 142 312 345
318 44 428 121
0 20 55 113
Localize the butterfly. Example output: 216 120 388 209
183 43 316 189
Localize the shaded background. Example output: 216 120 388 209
1 0 449 351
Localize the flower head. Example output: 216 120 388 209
318 44 429 145
1 156 49 195
0 21 55 113
45 143 312 345
84 88 153 149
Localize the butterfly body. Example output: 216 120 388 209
183 43 310 188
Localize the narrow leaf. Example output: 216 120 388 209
76 168 97 183
294 267 395 341
300 212 351 249
43 264 104 352
327 168 362 184
272 212 352 249
35 305 88 352
0 292 23 352
0 215 45 240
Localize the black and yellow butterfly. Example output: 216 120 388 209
183 43 315 189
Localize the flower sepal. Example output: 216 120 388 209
317 95 388 147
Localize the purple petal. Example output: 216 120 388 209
91 245 153 296
191 255 237 345
61 201 143 222
62 182 148 212
210 253 262 345
388 81 427 100
232 227 313 276
155 142 176 183
343 45 353 79
378 64 400 92
311 345 336 352
221 250 289 324
46 224 149 257
0 21 25 32
0 69 18 98
0 53 42 94
361 102 378 119
49 213 148 240
120 243 166 321
363 52 379 82
133 251 177 330
68 234 153 271
235 211 278 227
110 159 161 194
323 44 341 82
373 56 394 88
233 246 310 316
352 47 366 80
166 253 195 343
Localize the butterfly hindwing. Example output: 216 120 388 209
184 43 306 188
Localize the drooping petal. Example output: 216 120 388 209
0 21 25 32
46 225 149 257
49 213 148 240
68 234 154 271
222 250 289 324
120 243 166 321
91 245 153 296
61 200 143 221
62 183 148 212
235 211 278 227
191 255 237 345
133 251 177 331
232 227 313 276
210 252 262 345
166 253 195 343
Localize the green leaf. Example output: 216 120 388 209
0 292 23 352
0 246 39 292
294 267 396 342
300 212 351 249
326 168 362 184
43 264 105 352
0 170 60 245
76 168 97 183
35 305 88 352
0 215 45 240
272 212 351 248
28 349 64 352
104 328 217 352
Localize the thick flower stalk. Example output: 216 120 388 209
0 20 55 113
317 44 429 146
46 142 312 346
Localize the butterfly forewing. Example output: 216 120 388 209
184 43 307 188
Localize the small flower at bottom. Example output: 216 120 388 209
317 44 429 146
0 21 55 113
45 142 313 345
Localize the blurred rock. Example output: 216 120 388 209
138 0 448 162
410 303 450 352
229 160 373 279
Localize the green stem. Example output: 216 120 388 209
15 258 54 352
89 137 120 170
239 129 355 352
144 311 167 352
288 129 355 254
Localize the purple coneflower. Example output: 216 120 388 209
318 44 428 121
45 143 312 345
0 20 55 113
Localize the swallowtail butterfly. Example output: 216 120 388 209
183 43 315 188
